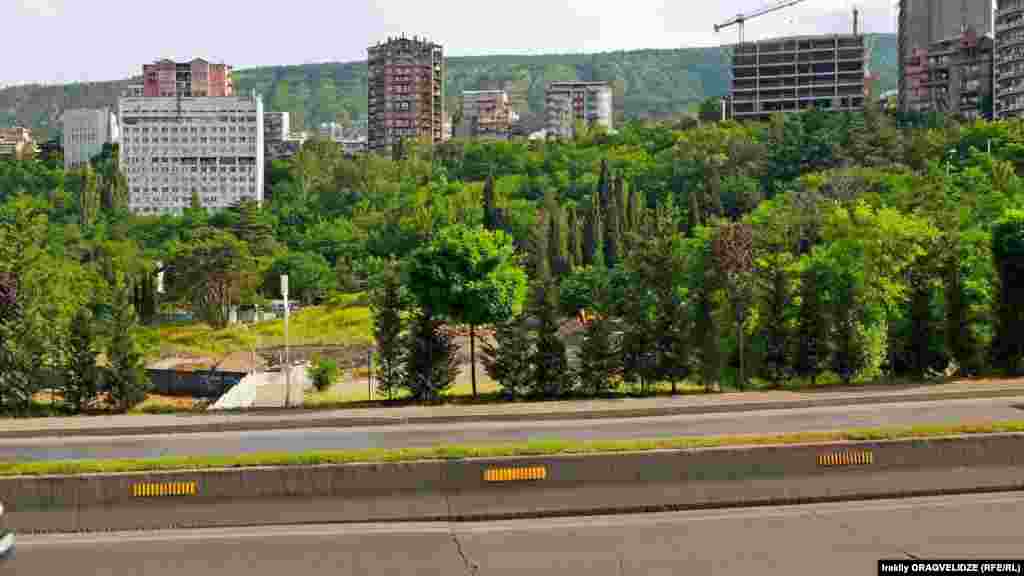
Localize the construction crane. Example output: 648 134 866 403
714 0 810 45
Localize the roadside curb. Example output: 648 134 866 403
4 432 1024 534
3 387 1024 439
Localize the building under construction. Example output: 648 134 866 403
898 0 993 113
729 34 868 120
457 90 518 140
367 36 445 153
905 28 993 119
995 0 1024 118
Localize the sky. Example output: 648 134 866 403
3 0 904 86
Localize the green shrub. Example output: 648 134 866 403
308 355 339 392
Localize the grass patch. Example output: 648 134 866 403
143 296 373 359
4 421 1024 477
128 395 206 415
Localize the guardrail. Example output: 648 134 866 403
1 433 1023 533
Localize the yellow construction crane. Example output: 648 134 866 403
714 0 810 44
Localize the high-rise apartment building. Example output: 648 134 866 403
457 90 518 140
996 0 1024 118
61 108 120 170
119 60 263 215
899 0 993 113
545 81 613 139
909 28 994 120
143 58 233 98
728 34 867 120
367 36 445 152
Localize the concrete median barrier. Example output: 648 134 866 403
2 433 1024 533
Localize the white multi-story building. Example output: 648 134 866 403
61 108 120 170
545 81 613 139
264 112 290 143
118 92 264 215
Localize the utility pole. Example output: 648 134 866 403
281 275 290 408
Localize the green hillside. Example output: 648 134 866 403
0 33 897 139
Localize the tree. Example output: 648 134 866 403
566 204 583 270
77 165 99 229
582 198 604 268
482 313 534 398
530 278 570 398
991 210 1024 375
577 282 620 396
482 172 498 231
165 227 259 329
104 273 149 412
230 199 278 258
402 309 459 401
528 215 570 397
712 222 755 390
371 260 406 400
624 200 691 393
698 97 723 123
406 224 527 397
265 251 334 304
61 306 101 413
795 254 827 385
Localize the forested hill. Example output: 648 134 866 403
1 33 896 139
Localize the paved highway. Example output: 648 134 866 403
8 492 1024 575
2 396 1023 461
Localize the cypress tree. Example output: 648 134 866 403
577 287 620 396
372 261 405 400
528 215 570 397
991 211 1024 376
402 310 459 401
795 257 826 386
945 250 979 375
483 172 497 231
694 284 720 392
62 307 101 414
761 266 792 387
582 198 604 268
687 189 701 237
105 273 150 412
597 159 610 214
482 313 534 399
604 178 620 268
566 205 582 270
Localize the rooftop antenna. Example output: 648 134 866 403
853 5 859 35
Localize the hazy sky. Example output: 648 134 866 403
5 0 902 86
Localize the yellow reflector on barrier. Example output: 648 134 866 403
484 466 547 482
817 451 873 467
132 481 197 497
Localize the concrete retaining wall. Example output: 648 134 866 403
3 433 1024 533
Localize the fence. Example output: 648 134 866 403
145 369 247 398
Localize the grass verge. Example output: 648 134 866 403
3 421 1024 477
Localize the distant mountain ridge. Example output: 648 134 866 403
0 33 897 140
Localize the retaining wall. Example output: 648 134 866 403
2 433 1023 533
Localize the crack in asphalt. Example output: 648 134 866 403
445 488 479 575
809 504 924 561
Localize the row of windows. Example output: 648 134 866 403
124 125 255 134
125 136 253 144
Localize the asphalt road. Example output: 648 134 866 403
8 492 1024 575
3 396 1023 461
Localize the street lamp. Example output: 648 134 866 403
281 275 290 408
